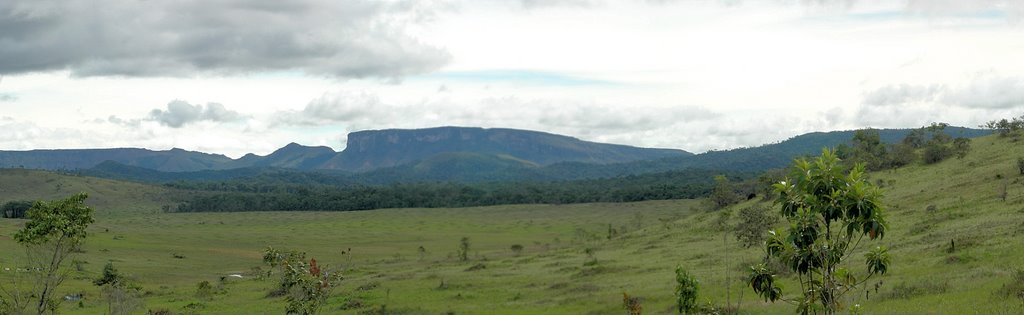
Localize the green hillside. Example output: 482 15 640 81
0 133 1022 314
0 169 176 217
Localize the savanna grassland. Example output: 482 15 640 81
3 133 1024 314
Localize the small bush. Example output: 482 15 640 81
622 292 642 315
195 281 214 300
998 269 1024 304
510 244 524 256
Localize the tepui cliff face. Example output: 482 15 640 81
320 127 689 172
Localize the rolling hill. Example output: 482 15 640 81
0 148 233 172
63 126 991 185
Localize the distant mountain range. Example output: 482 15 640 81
4 125 983 186
0 127 689 173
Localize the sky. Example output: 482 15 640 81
1 0 1024 158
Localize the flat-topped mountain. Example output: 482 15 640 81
322 127 689 172
0 127 689 173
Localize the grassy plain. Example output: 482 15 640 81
2 134 1024 314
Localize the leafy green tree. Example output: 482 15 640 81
709 175 738 210
749 149 891 314
458 237 470 262
674 266 699 314
510 244 524 257
713 208 736 306
1 200 33 219
94 262 143 315
983 115 1024 136
922 141 951 164
883 143 916 169
851 129 884 170
94 261 124 287
734 206 779 248
195 281 214 300
924 122 952 144
6 193 95 315
952 137 970 159
901 129 926 148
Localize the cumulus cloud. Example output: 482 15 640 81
149 100 246 128
944 76 1024 109
856 74 1024 128
863 75 1024 110
862 84 945 107
276 92 390 127
0 0 451 78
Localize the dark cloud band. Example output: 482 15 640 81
0 0 450 78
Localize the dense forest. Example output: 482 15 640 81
171 169 755 212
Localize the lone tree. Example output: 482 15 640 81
709 175 739 210
734 205 779 249
749 149 891 314
458 237 471 262
263 247 343 315
7 193 95 315
510 244 524 257
94 262 143 315
674 266 699 314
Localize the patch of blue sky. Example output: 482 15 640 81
416 70 617 87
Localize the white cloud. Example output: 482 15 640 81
861 73 1024 110
149 100 246 128
862 84 945 107
944 75 1024 109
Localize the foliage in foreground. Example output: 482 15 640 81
675 266 699 314
749 149 891 314
263 247 344 315
2 193 95 315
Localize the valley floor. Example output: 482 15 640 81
2 135 1024 314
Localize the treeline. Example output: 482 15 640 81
837 123 970 171
171 169 753 212
1 200 32 218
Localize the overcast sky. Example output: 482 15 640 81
1 0 1023 158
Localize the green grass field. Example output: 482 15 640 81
3 134 1024 314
